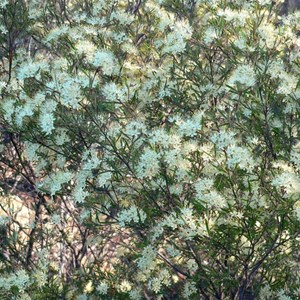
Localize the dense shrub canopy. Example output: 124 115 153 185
0 0 299 299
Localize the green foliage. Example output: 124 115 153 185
0 0 299 299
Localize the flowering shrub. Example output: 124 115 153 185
0 0 300 299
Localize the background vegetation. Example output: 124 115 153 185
0 0 299 299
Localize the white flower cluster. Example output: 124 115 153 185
258 23 277 48
195 179 227 210
73 185 90 203
60 78 82 109
257 0 272 5
294 201 300 221
15 97 38 127
129 288 142 300
259 285 272 299
217 8 249 27
72 151 101 203
110 10 135 26
176 112 203 138
148 269 171 293
149 129 181 149
96 282 109 295
291 146 300 170
227 64 256 88
151 214 177 241
183 281 197 299
55 128 70 146
125 120 147 138
2 98 15 123
162 20 193 54
75 40 96 61
39 100 57 135
44 25 69 44
17 60 48 80
136 148 160 179
203 26 219 43
166 245 181 257
41 171 73 196
0 215 9 226
186 258 198 273
24 142 40 162
1 0 300 297
118 280 132 293
0 269 30 293
137 245 157 272
277 289 293 300
211 130 236 149
34 257 48 288
272 172 300 198
102 82 127 102
164 148 182 166
226 145 256 171
0 0 8 9
73 150 101 203
118 206 146 227
276 72 298 95
91 49 119 76
97 171 112 187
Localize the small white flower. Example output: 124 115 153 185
118 280 132 292
183 281 197 299
0 0 8 9
148 277 161 293
97 282 109 295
